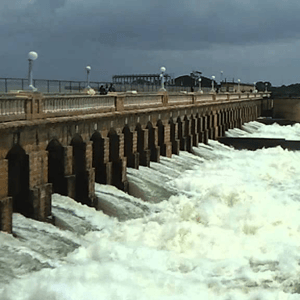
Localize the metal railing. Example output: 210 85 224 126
0 78 111 94
113 83 212 93
0 78 213 94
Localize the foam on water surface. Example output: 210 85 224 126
2 121 300 299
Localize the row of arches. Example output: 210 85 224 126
4 104 259 221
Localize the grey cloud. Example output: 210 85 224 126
3 0 300 50
2 0 300 85
47 0 300 51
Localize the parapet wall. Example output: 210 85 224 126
273 98 300 121
0 91 271 233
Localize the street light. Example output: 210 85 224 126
159 66 166 91
86 65 91 89
237 79 241 93
28 51 38 91
253 82 256 93
220 71 223 83
265 82 268 92
198 77 203 93
211 75 215 92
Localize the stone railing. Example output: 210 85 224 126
168 93 194 105
123 93 163 109
43 95 115 117
0 96 26 122
0 91 269 123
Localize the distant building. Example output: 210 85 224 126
174 75 215 88
221 82 254 93
112 74 172 85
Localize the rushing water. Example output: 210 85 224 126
2 121 300 299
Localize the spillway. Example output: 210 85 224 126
2 121 300 299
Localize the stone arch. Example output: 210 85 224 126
46 139 66 195
169 118 179 154
91 131 106 184
135 123 144 154
135 123 150 167
6 144 31 217
183 115 190 137
107 128 119 163
122 125 139 169
177 116 188 150
71 134 89 205
190 115 198 147
176 116 183 142
122 125 133 158
107 128 123 189
157 120 165 155
183 115 192 152
146 121 159 161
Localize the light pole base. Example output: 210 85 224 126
28 85 37 92
159 88 167 92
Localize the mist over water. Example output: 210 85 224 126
2 121 300 299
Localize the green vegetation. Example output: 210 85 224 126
256 81 300 98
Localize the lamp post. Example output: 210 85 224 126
86 65 91 89
198 77 203 93
220 71 223 83
253 82 256 93
265 82 268 92
237 79 241 93
211 75 215 92
159 66 166 91
28 51 38 91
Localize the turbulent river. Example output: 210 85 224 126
2 121 300 299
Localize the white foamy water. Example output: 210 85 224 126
2 121 300 299
226 120 300 140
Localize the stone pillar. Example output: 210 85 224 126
252 106 256 121
102 137 113 185
63 146 76 199
212 112 219 140
91 136 112 186
191 117 199 147
108 133 128 191
137 128 151 167
245 106 249 122
158 121 172 157
224 110 228 133
232 109 236 128
197 116 204 144
236 108 242 128
217 111 222 137
28 150 52 221
235 109 240 128
229 109 234 129
170 120 180 155
149 126 160 162
254 105 258 120
125 130 139 169
201 115 209 144
85 141 96 205
221 111 226 136
0 197 13 233
0 159 12 233
179 117 192 152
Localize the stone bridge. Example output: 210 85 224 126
0 91 272 233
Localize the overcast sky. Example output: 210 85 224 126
2 0 300 86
